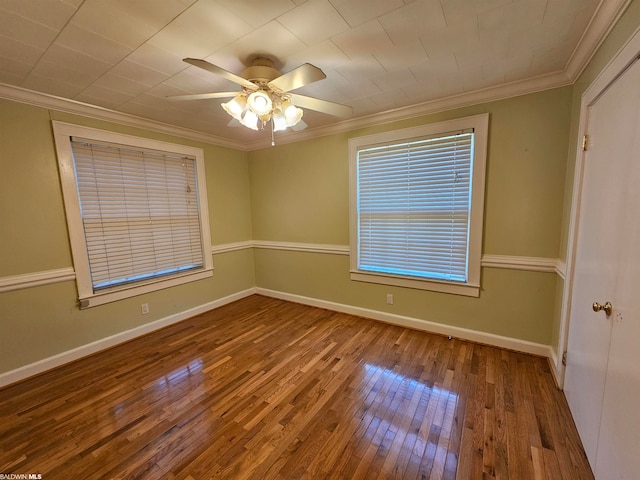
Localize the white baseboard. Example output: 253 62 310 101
1 286 555 389
256 287 553 358
0 288 256 389
549 349 561 387
548 349 567 389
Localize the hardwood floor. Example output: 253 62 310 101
0 295 593 480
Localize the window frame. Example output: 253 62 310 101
348 113 488 297
52 121 213 308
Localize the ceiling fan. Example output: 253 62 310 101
168 57 352 134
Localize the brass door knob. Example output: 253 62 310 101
592 301 613 316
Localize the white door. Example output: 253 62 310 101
592 60 640 480
564 56 640 477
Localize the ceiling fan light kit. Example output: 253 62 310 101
271 106 288 132
247 91 272 116
169 57 352 140
222 89 303 131
221 94 246 120
280 99 303 126
239 109 259 130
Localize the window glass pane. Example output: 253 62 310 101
71 141 204 291
357 132 474 282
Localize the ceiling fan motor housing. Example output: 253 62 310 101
242 58 281 85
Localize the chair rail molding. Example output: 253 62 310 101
252 240 350 255
0 267 76 293
0 245 564 294
480 254 559 273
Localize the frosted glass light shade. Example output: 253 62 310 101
272 110 287 132
281 99 303 126
286 107 303 126
240 110 259 130
221 95 246 120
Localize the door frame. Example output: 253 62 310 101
556 26 640 387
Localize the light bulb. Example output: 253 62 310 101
247 91 273 116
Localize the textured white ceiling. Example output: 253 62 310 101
0 0 624 147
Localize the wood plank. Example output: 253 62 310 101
0 295 594 480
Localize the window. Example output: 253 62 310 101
349 114 488 296
53 122 212 308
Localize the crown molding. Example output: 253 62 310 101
564 0 632 81
0 83 245 151
0 0 628 152
2 71 571 153
244 70 573 150
243 0 633 150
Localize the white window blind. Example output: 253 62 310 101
356 131 474 283
71 140 205 291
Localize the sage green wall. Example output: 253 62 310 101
1 102 72 276
250 87 573 345
0 99 255 374
8 15 632 372
551 0 640 357
253 250 557 344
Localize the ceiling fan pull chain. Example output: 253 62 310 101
271 120 276 147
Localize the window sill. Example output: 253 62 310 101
350 271 480 297
78 268 214 308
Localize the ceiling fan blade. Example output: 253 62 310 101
289 93 352 118
167 92 241 101
183 58 257 90
268 63 326 93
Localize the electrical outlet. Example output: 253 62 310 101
141 303 149 315
386 293 394 305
